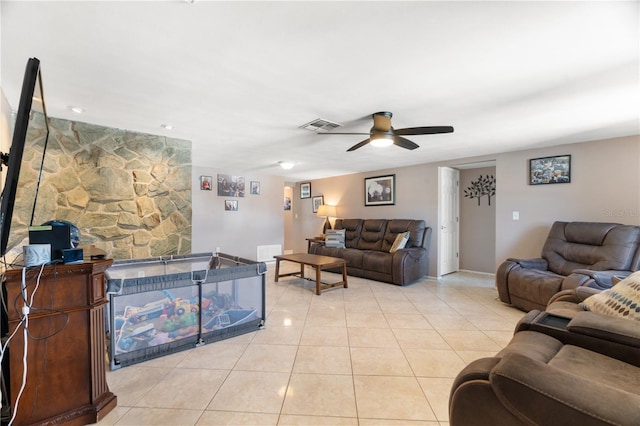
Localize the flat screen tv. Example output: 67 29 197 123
0 57 49 257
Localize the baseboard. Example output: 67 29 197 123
458 269 496 277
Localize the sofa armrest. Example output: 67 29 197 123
506 257 548 270
567 269 631 290
568 311 640 350
548 286 601 305
491 352 640 425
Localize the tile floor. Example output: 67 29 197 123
96 266 526 426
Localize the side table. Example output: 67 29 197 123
306 237 324 253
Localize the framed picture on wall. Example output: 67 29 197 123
529 155 571 185
300 182 311 199
364 174 395 206
250 181 260 195
217 174 245 197
225 200 238 211
200 175 212 191
312 195 324 213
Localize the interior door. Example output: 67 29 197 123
438 167 459 277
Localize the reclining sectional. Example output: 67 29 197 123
496 221 640 311
450 271 640 425
309 218 431 285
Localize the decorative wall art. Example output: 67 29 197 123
250 181 260 195
464 174 496 206
365 174 395 206
217 174 245 197
284 196 291 211
312 195 324 213
300 182 311 199
529 155 571 185
225 200 238 211
200 175 212 191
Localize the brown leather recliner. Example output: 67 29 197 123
496 221 640 311
449 327 640 426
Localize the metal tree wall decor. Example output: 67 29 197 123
464 174 496 206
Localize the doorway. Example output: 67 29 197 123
438 167 459 277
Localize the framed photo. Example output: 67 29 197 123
529 155 571 185
312 195 324 213
217 174 245 197
200 175 212 191
365 174 395 206
300 182 311 199
224 200 238 211
284 196 291 211
250 181 260 195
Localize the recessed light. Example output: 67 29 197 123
68 106 84 114
160 124 173 130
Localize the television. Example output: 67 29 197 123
0 57 50 257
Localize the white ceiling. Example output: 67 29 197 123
1 1 638 181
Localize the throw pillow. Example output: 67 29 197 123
389 232 410 253
325 229 346 249
579 271 640 321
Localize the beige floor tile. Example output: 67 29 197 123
89 406 131 425
359 419 440 425
377 301 420 314
113 407 202 425
137 368 227 409
393 329 451 350
351 347 413 376
483 330 515 348
278 414 358 425
346 312 389 328
467 316 518 331
266 310 308 327
196 410 279 425
422 314 477 331
177 342 247 370
282 373 357 417
354 376 436 421
437 330 502 352
207 371 290 413
304 309 347 327
234 343 298 372
106 366 170 406
456 350 501 364
251 325 303 345
348 327 399 348
138 349 189 368
385 313 433 330
344 301 383 314
404 349 467 378
417 377 455 422
293 345 352 375
300 325 349 346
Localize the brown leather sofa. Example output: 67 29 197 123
449 326 640 426
496 221 640 311
309 218 431 285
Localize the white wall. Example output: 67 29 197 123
191 166 285 261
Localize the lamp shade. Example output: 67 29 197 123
316 204 337 218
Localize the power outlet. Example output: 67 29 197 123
512 211 520 220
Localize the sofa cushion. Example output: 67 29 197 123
380 219 427 251
580 271 640 321
357 219 387 251
542 221 640 276
362 250 393 274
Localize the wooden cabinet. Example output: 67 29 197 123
3 260 116 425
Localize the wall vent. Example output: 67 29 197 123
300 118 342 132
257 244 281 262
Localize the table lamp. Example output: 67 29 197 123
316 204 337 235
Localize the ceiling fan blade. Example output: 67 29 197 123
372 112 392 132
394 126 454 136
394 136 420 150
317 132 370 135
347 138 371 152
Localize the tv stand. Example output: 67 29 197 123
2 260 116 425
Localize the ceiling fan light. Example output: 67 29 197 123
279 161 295 170
370 135 394 148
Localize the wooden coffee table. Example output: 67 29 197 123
274 253 348 295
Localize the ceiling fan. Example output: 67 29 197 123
318 111 454 152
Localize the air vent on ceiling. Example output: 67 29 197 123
300 118 342 132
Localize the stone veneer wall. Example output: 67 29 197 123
9 113 192 259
